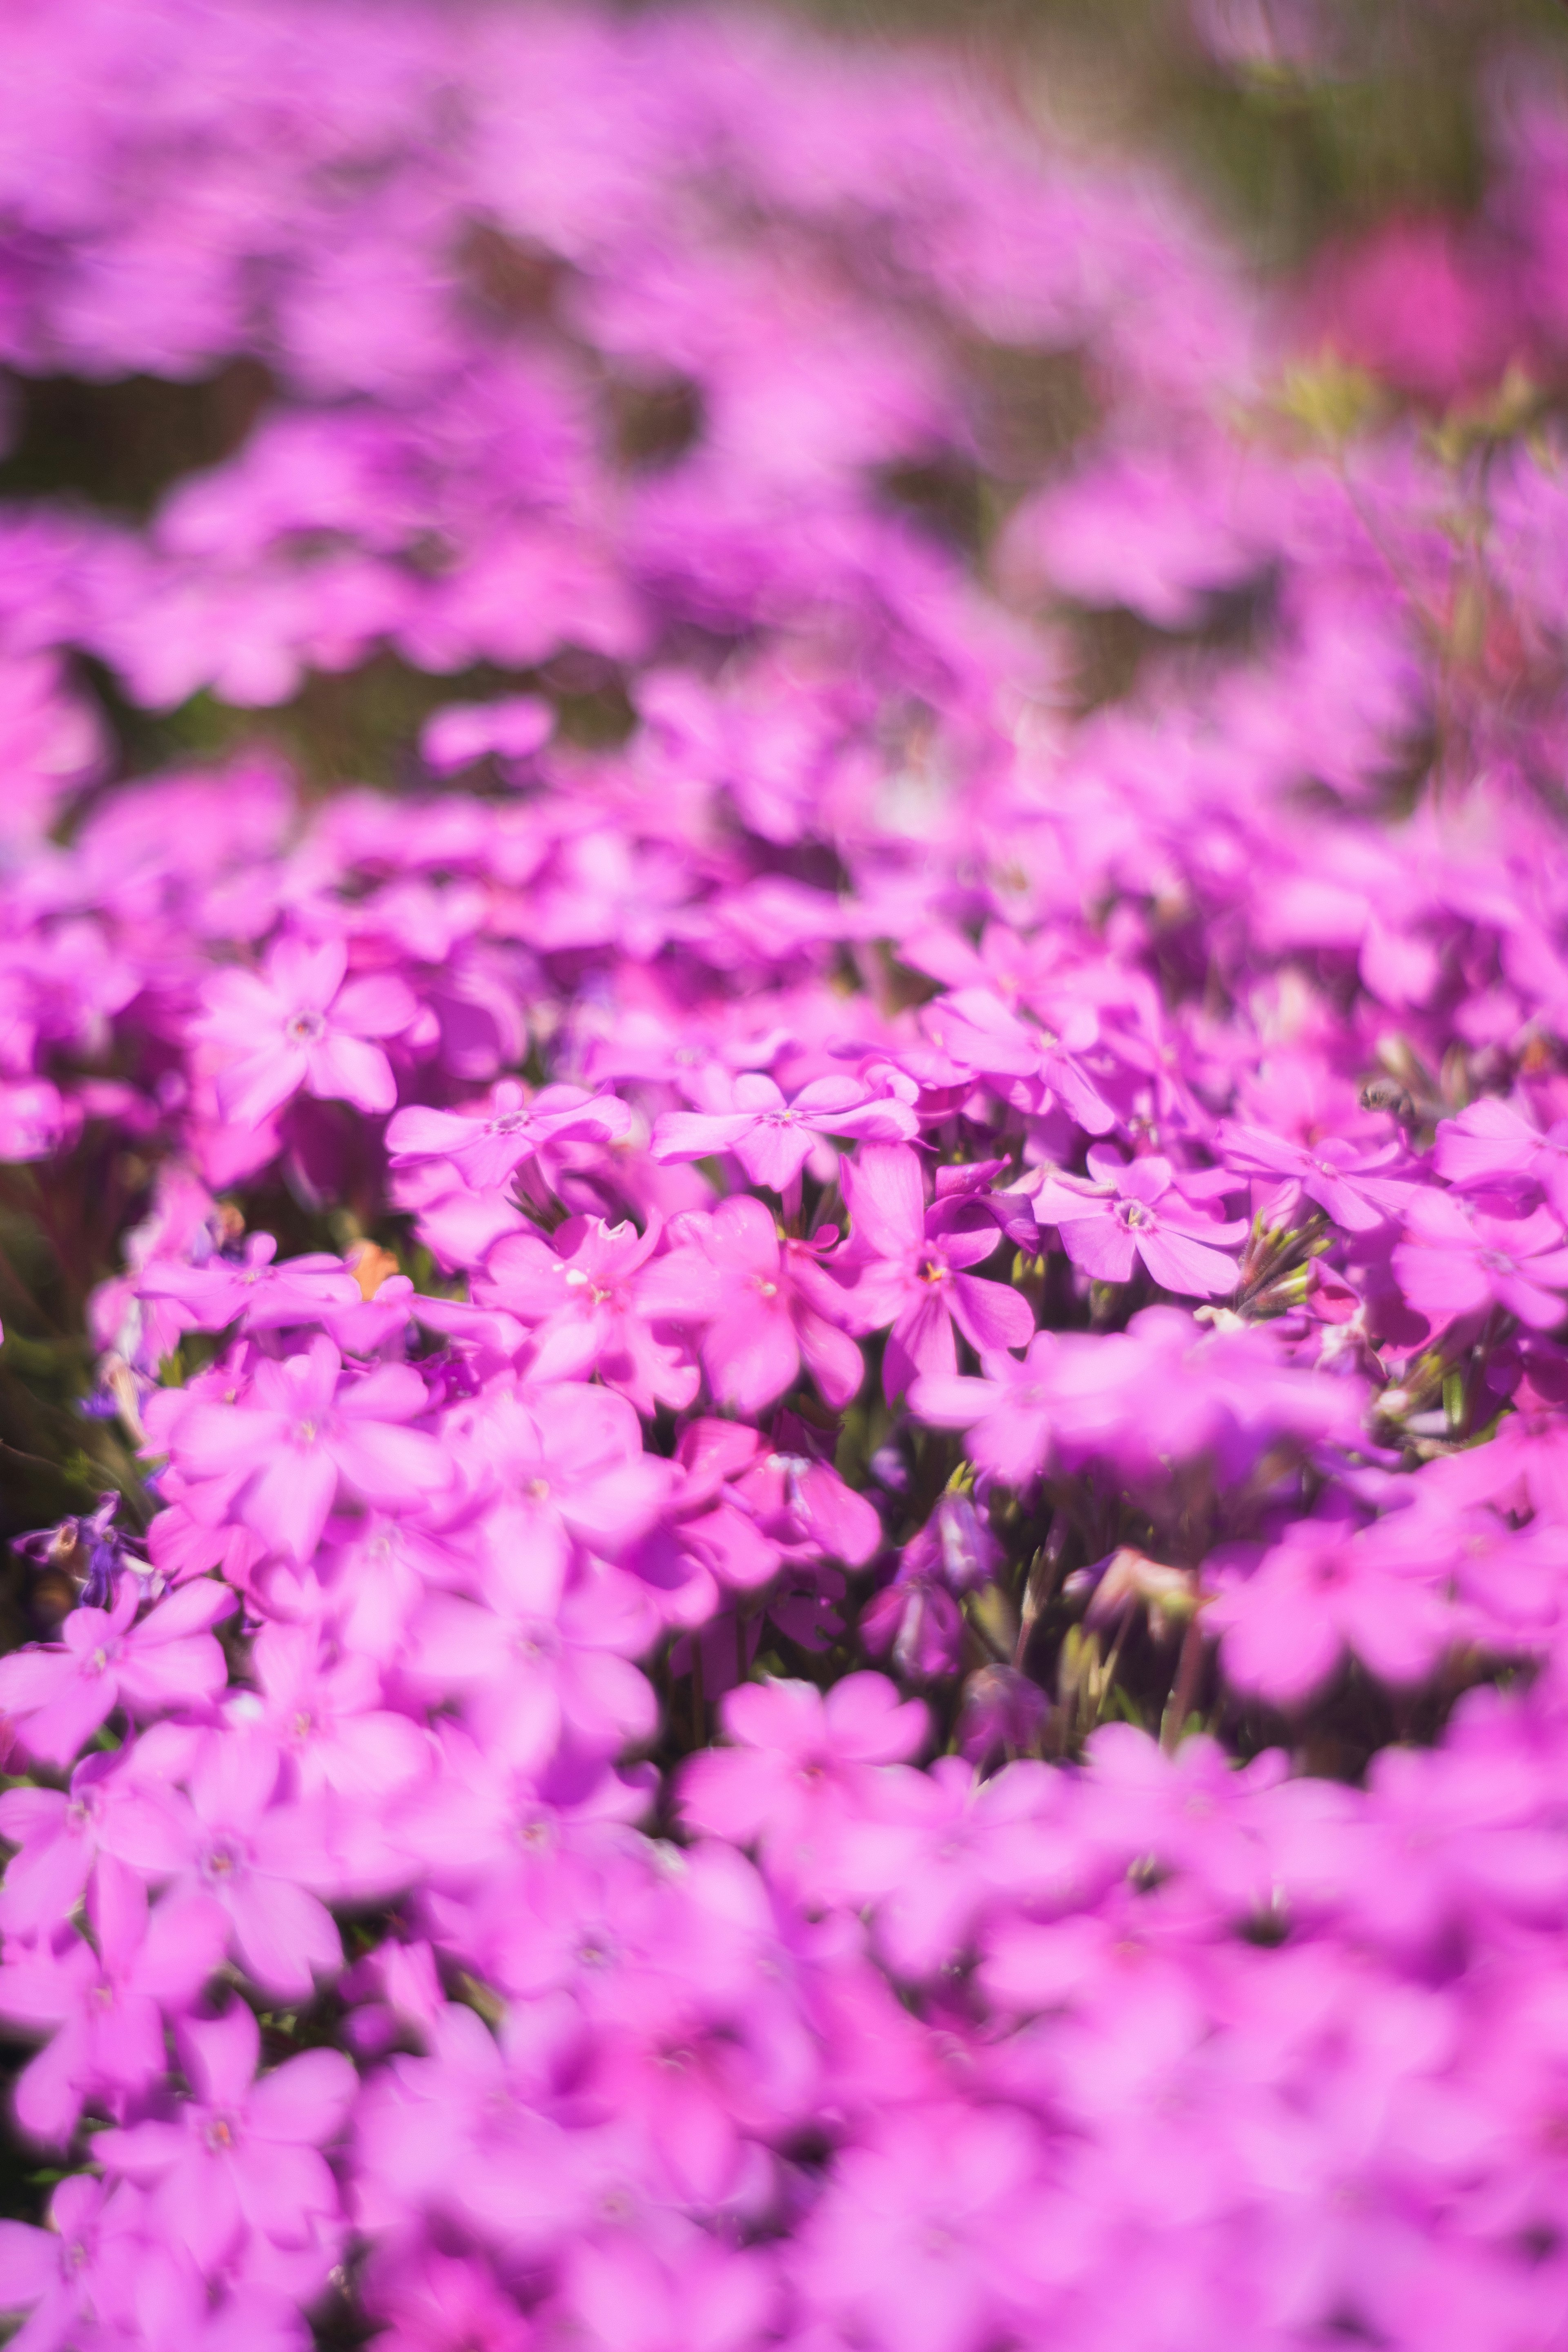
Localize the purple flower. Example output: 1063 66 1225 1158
1434 1095 1568 1218
643 1196 863 1414
840 1143 1035 1399
0 1858 227 2143
1393 1193 1568 1331
13 1492 138 1611
386 1080 630 1192
650 1071 918 1192
101 1727 346 1999
95 1998 355 2276
474 1215 699 1416
168 1337 450 1562
1217 1123 1419 1232
196 935 416 1127
0 1580 234 1769
1205 1519 1461 1708
1029 1147 1247 1297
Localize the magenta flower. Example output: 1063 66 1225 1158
95 1998 355 2276
0 2175 144 2352
386 1079 631 1192
0 1078 80 1163
102 1727 346 1998
642 1195 863 1413
168 1336 450 1562
1434 1095 1568 1218
920 984 1116 1135
1029 1147 1246 1296
680 1673 926 1865
1216 1123 1419 1232
1205 1520 1461 1708
0 1858 228 2143
907 1332 1061 1486
474 1214 698 1415
650 1071 918 1192
839 1143 1034 1399
196 935 417 1127
0 1580 234 1769
136 1232 362 1335
0 1750 164 1940
245 1618 429 1802
1393 1193 1568 1330
794 2104 1054 2352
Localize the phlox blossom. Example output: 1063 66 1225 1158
196 935 417 1126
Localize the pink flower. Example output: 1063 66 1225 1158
136 1232 362 1335
361 2243 534 2352
1434 1095 1568 1219
1217 1123 1418 1232
650 1071 918 1192
1029 1147 1246 1296
101 1727 346 1998
1393 1194 1568 1330
0 1581 235 1769
839 1143 1034 1399
420 693 554 773
167 1336 450 1562
1205 1518 1461 1708
0 2175 145 2352
919 984 1116 1135
0 1078 81 1163
643 1195 863 1413
196 935 416 1127
474 1214 698 1415
243 1618 429 1802
385 1079 630 1192
793 2104 1056 2352
0 1858 227 2143
95 1998 355 2276
907 1332 1061 1486
680 1673 925 1869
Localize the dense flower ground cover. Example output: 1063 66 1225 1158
4 0 1568 2344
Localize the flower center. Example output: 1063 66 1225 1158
285 1008 325 1043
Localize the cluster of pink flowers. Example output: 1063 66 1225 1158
3 2 1568 2346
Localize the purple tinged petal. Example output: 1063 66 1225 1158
1135 1225 1238 1298
305 1031 397 1114
333 972 418 1038
949 1272 1035 1354
842 1143 926 1259
648 1110 757 1163
0 2222 58 2310
178 2001 260 2109
224 1876 342 1999
243 1444 339 1561
1057 1214 1137 1283
247 2047 358 2145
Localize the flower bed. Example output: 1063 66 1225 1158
0 4 1566 2347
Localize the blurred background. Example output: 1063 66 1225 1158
795 0 1568 269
